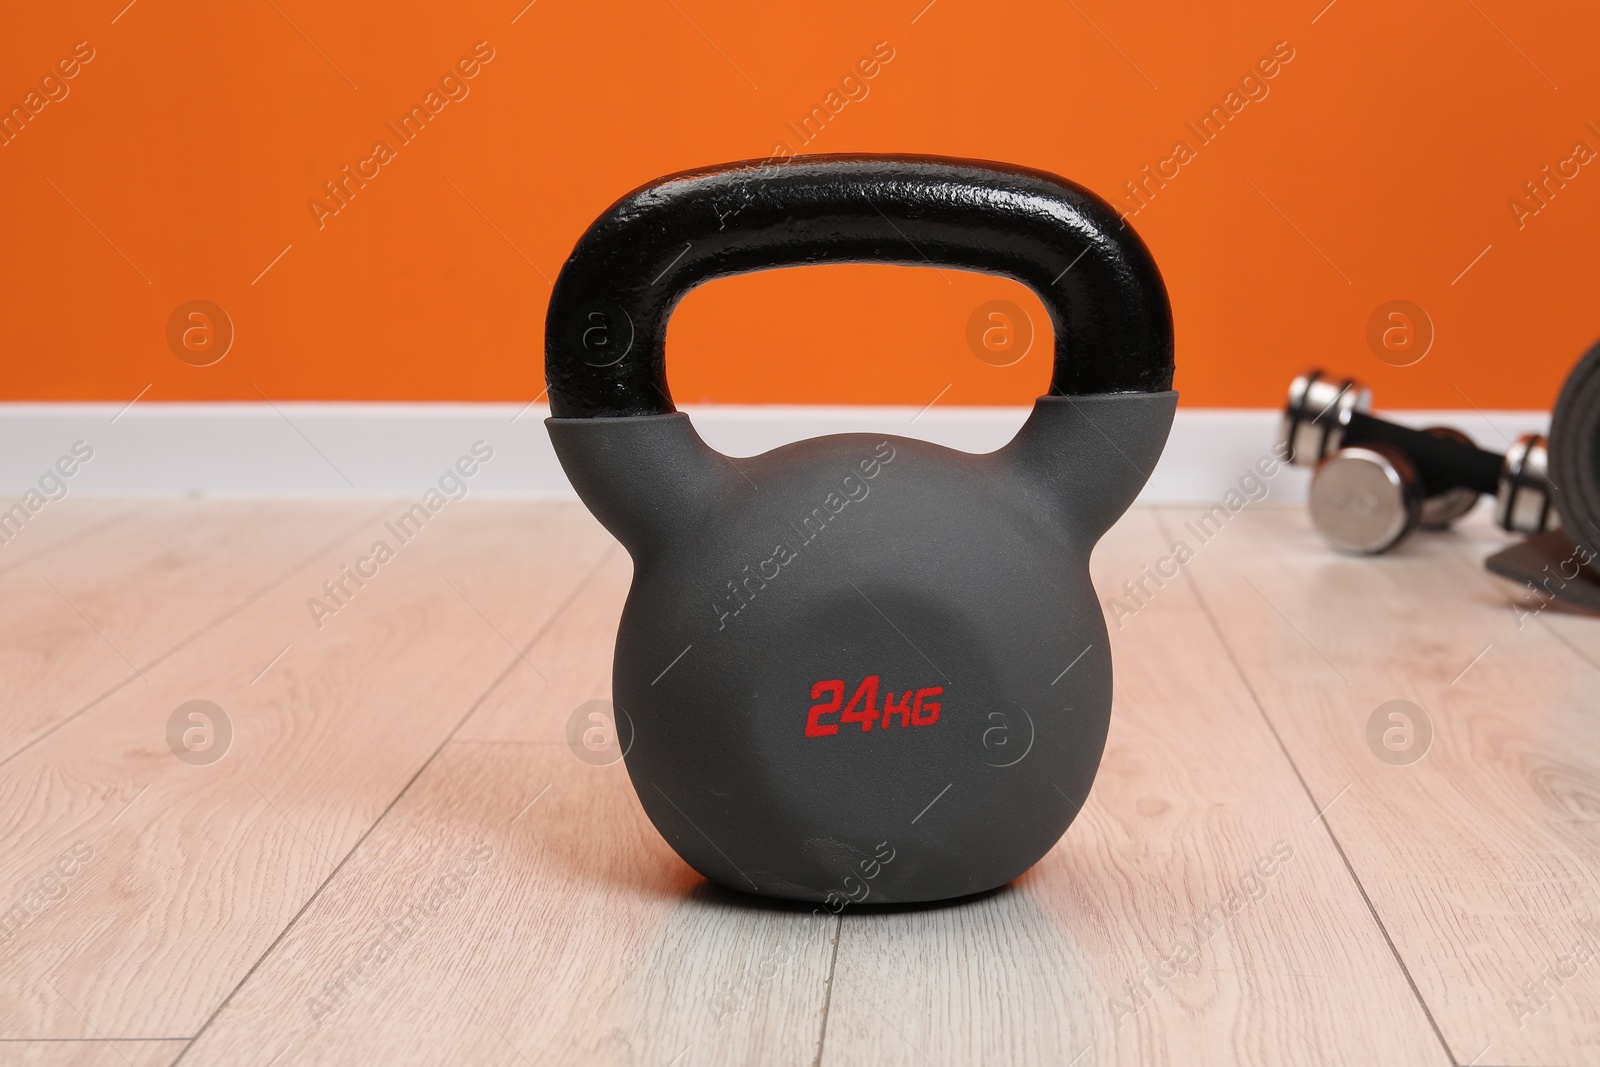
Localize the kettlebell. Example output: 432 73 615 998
545 155 1176 904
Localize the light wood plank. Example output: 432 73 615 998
0 500 389 762
180 542 834 1065
1169 506 1600 1067
820 509 1452 1067
9 500 1595 1064
1445 509 1600 673
0 500 144 580
176 743 837 1066
456 548 633 742
0 501 609 1039
0 1040 186 1066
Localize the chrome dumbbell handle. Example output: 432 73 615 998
1417 427 1482 528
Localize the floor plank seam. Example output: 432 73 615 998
1152 509 1462 1066
810 913 844 1067
165 543 620 1066
0 1036 192 1042
1540 621 1600 672
0 500 399 769
1439 535 1600 675
447 739 565 746
0 502 148 580
1437 537 1600 907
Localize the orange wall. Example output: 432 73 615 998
2 0 1596 410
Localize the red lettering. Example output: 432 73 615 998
881 688 913 728
807 677 942 737
912 687 943 726
805 680 844 737
840 676 880 731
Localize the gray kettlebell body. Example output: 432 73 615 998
546 155 1176 904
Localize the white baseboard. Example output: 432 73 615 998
0 403 1550 505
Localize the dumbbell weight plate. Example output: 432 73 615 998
1420 486 1479 529
1279 371 1371 467
1495 433 1558 535
1418 426 1480 528
1308 444 1423 554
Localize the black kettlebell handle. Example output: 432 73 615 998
544 154 1174 418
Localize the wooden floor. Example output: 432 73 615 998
1 498 1597 1067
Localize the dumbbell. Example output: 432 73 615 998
1278 371 1556 554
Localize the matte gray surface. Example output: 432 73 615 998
549 392 1176 902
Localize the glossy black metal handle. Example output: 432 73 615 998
1343 411 1504 495
544 154 1174 418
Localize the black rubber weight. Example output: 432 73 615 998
543 154 1175 418
1550 338 1600 559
